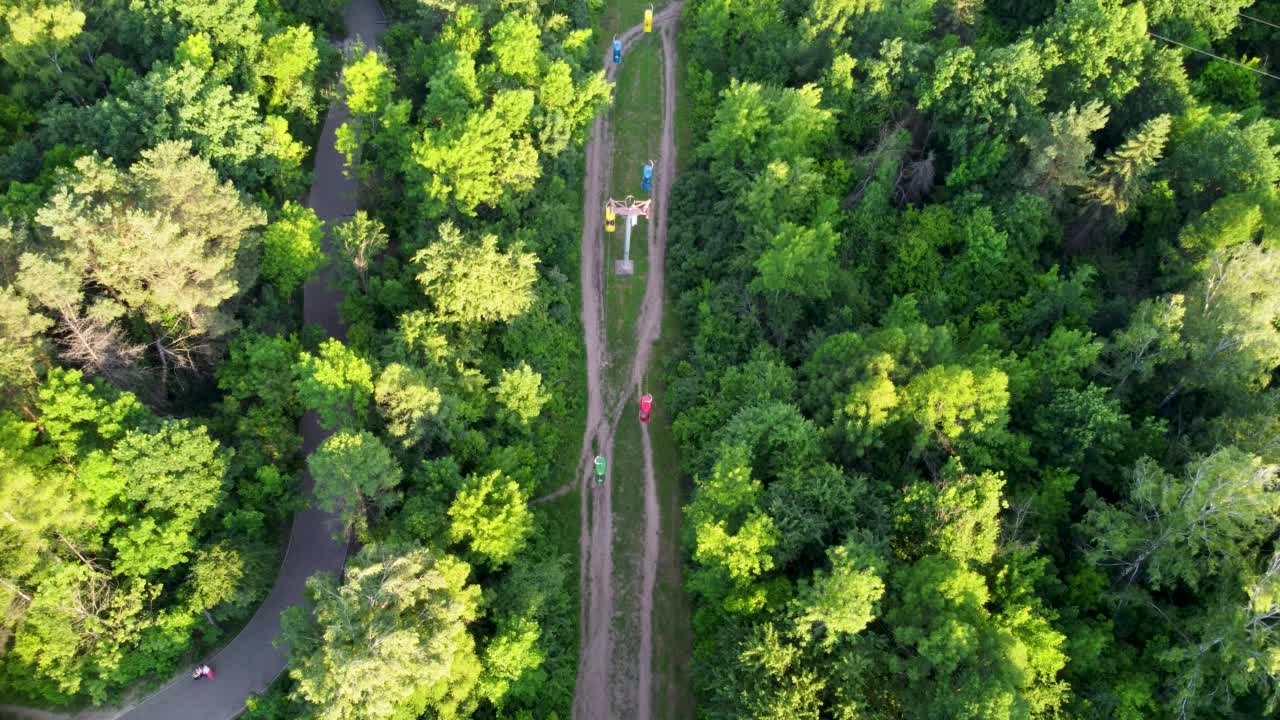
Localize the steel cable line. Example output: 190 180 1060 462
1238 11 1280 30
1147 30 1280 81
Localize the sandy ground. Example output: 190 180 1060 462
570 5 682 720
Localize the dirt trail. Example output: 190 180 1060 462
570 36 616 720
571 6 682 720
634 24 680 720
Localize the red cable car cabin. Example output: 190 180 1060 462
639 393 653 423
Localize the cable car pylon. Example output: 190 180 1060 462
605 195 651 276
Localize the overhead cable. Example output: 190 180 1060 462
1147 31 1280 82
1238 12 1280 30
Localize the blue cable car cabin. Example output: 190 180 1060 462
641 162 653 192
613 38 622 64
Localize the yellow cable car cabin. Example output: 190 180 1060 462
605 205 616 232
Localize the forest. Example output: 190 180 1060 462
1 0 600 717
669 0 1280 718
0 0 338 706
4 0 1280 719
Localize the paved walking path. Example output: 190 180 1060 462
0 3 384 719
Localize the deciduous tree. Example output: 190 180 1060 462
308 431 402 536
686 447 779 614
374 363 442 448
257 25 320 121
294 339 374 431
491 362 549 427
791 537 884 646
1163 107 1280 213
411 89 541 216
1039 0 1148 107
447 470 533 566
752 221 839 300
1178 243 1280 403
261 202 326 298
919 41 1046 155
477 613 544 707
1084 449 1280 590
332 211 388 293
896 460 1005 565
413 223 537 325
0 0 86 98
101 419 228 578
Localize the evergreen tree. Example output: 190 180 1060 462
281 545 482 720
1083 114 1171 214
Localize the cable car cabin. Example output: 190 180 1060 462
641 162 653 193
594 455 607 484
639 394 653 423
644 6 653 32
613 38 622 64
605 205 616 232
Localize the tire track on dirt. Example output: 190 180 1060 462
571 5 681 719
635 22 679 720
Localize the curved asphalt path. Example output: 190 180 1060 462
0 3 384 719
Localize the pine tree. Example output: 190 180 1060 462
1019 100 1110 203
1084 114 1171 214
18 142 266 386
281 545 482 720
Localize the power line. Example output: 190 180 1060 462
1238 11 1280 30
1147 31 1280 81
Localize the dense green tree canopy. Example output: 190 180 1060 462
413 223 538 325
0 370 240 702
671 0 1280 716
308 430 403 536
490 362 549 426
447 469 533 566
294 339 375 431
0 0 554 712
261 202 326 298
281 545 482 720
10 0 1280 716
16 142 265 387
337 1 609 218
